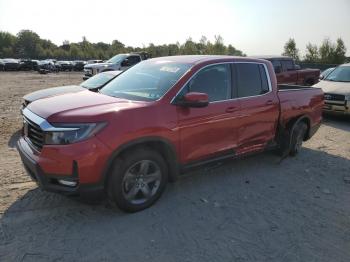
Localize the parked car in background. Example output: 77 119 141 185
320 67 335 80
313 63 350 115
2 58 20 71
22 70 122 108
87 59 103 64
72 61 86 71
257 56 320 85
19 59 38 71
37 60 58 74
57 61 73 71
18 56 323 212
84 53 143 78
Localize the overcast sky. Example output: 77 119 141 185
0 0 349 56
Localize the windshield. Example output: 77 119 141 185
107 54 128 64
325 66 350 82
80 73 116 89
100 60 191 101
321 67 334 77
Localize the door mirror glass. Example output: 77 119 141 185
177 92 209 108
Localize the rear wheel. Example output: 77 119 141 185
290 122 307 156
107 148 168 212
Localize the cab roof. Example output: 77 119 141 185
148 55 266 65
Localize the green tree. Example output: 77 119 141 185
319 38 335 63
304 43 319 62
333 38 347 64
0 31 16 57
15 30 41 58
282 38 300 61
181 37 198 55
212 35 226 55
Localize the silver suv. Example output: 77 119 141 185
84 54 142 78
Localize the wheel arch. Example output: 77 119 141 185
102 137 180 187
276 114 312 156
285 114 311 141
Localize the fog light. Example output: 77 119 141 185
58 179 77 187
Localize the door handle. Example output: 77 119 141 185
225 107 238 113
265 100 273 105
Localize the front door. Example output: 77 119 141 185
176 64 241 163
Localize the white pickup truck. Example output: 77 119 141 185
83 53 144 78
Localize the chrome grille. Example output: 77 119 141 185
24 117 44 151
324 93 345 101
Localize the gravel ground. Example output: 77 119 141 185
0 72 349 262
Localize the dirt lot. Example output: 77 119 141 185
0 72 350 262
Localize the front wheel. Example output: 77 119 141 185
107 148 168 212
290 122 307 156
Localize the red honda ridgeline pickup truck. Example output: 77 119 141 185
257 56 320 86
18 56 323 212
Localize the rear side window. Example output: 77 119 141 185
186 64 231 102
281 60 294 71
128 56 141 66
235 63 270 98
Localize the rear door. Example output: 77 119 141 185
176 63 241 163
233 63 279 154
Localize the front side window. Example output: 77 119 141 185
107 54 128 64
184 64 231 102
100 60 191 101
235 63 269 98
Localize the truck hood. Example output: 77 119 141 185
85 62 114 69
27 90 148 123
314 80 350 95
23 85 86 104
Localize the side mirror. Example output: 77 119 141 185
319 75 325 80
121 59 130 67
295 64 301 70
274 66 282 74
177 92 209 108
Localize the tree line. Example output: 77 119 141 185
1 30 347 65
0 30 244 60
283 37 347 64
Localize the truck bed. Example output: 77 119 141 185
277 85 324 127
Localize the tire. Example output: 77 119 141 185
289 122 307 156
107 148 168 212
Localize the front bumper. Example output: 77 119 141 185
323 100 350 115
17 137 110 196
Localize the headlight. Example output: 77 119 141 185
44 122 106 145
345 95 350 101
